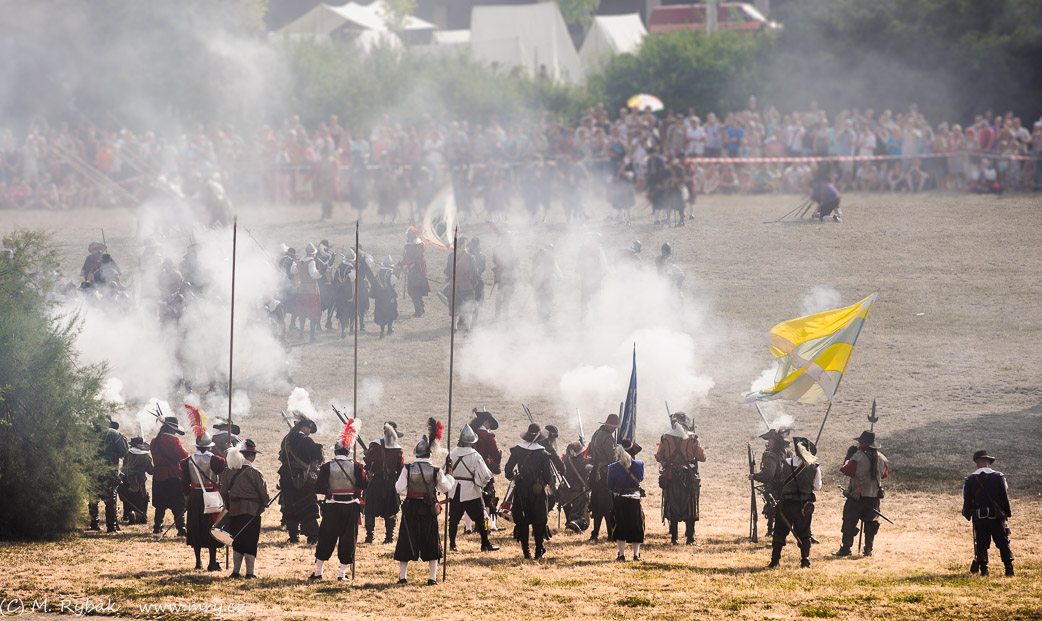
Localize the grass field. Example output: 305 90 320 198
1 191 1040 620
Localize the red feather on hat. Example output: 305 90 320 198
339 418 359 450
427 417 443 444
185 404 206 439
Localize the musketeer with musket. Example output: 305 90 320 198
750 428 791 538
469 408 503 532
588 413 620 541
834 430 889 557
756 436 820 568
655 411 705 546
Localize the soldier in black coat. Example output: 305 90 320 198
504 424 555 560
963 450 1015 577
278 418 324 544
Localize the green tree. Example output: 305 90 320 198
0 231 110 539
589 30 776 116
557 0 601 28
379 0 419 33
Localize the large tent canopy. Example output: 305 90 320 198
579 13 647 76
278 1 435 38
469 2 584 84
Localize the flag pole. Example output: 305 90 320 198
227 217 237 428
813 401 834 447
352 220 360 582
225 217 238 569
443 226 459 582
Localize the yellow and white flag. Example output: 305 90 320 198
745 293 877 405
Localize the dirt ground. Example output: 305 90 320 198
1 191 1040 620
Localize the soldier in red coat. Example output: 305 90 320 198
150 416 189 536
396 227 430 317
469 409 502 531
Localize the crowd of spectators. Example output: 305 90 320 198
2 101 1039 213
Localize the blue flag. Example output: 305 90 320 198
619 344 637 443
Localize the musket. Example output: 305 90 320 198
520 403 568 490
748 443 758 543
665 401 672 424
279 410 293 430
759 489 805 548
868 399 879 432
576 408 585 447
331 405 367 450
101 228 106 247
836 485 894 524
753 402 771 431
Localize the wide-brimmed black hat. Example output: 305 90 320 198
619 438 642 457
212 418 241 435
601 414 621 429
241 439 260 454
129 436 147 448
385 421 405 438
759 428 789 444
161 416 185 435
972 450 995 464
522 423 543 442
292 416 318 434
854 430 880 449
471 409 499 431
792 437 818 456
544 425 559 438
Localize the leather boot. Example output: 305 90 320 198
480 531 500 552
384 518 396 544
287 523 300 543
863 521 879 556
800 542 812 568
767 547 782 568
669 521 679 545
364 528 374 544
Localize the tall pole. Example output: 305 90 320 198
352 220 360 582
227 217 237 428
813 401 834 447
226 217 238 569
443 226 459 582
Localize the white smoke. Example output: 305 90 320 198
800 285 842 316
459 232 716 437
287 386 319 421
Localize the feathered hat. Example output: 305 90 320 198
185 404 211 447
383 422 402 449
227 445 245 470
335 418 360 453
614 444 633 470
414 417 443 457
792 437 818 465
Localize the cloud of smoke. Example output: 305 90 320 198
800 285 842 316
458 231 716 438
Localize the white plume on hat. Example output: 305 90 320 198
227 445 245 470
615 444 632 470
383 422 401 449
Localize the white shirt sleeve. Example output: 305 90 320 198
436 468 455 494
813 465 822 490
394 465 409 496
308 260 321 280
290 262 298 276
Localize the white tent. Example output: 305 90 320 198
278 1 435 38
579 13 647 76
469 3 584 84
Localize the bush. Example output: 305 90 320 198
0 231 110 539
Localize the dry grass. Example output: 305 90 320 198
1 191 1040 620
